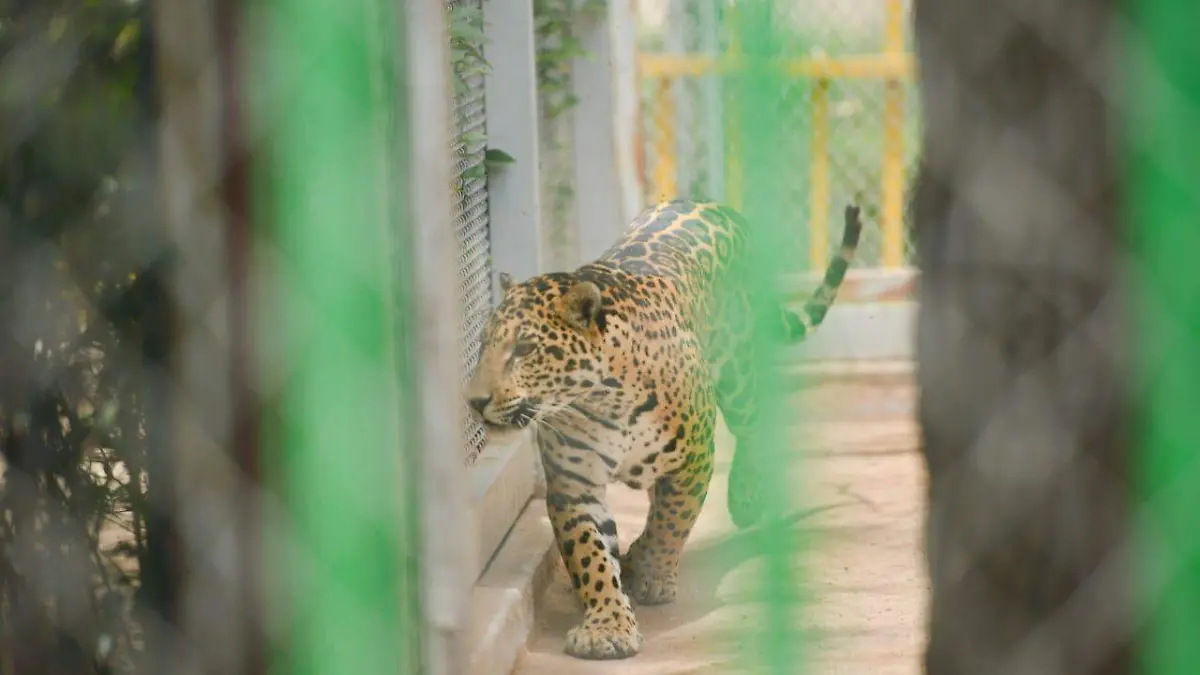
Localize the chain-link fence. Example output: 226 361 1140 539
5 0 1198 673
0 1 189 670
449 0 494 467
912 0 1139 670
635 0 921 270
0 0 492 672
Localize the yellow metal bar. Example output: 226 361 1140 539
650 77 677 201
637 53 914 80
726 109 743 210
809 79 830 269
881 81 906 267
884 0 906 52
880 0 908 267
888 0 902 52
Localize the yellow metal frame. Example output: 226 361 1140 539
637 52 914 80
638 0 913 268
880 0 908 267
650 77 678 199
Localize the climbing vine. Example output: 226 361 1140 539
533 0 605 265
446 0 605 241
448 2 488 100
447 2 505 179
533 0 604 123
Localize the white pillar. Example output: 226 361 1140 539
484 0 543 290
572 0 643 262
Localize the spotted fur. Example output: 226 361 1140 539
465 200 863 659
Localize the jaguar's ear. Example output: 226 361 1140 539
561 281 602 331
498 272 515 293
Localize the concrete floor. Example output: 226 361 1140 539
511 378 928 675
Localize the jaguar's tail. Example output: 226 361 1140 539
779 203 864 341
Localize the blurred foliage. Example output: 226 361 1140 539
534 0 604 122
448 0 488 99
447 0 603 181
533 0 604 265
0 1 166 673
448 1 493 180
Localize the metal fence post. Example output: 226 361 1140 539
880 0 907 268
405 1 475 667
471 0 544 579
404 3 475 675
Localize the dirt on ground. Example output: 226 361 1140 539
512 377 927 675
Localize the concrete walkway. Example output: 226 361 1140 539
511 378 927 675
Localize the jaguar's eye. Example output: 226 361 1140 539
512 342 536 359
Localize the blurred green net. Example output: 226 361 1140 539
1129 0 1200 672
242 0 1200 673
725 0 809 671
9 0 1200 671
254 0 821 671
255 0 422 672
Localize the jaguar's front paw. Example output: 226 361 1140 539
563 617 643 660
621 543 680 605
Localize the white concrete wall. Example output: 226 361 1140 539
782 267 918 362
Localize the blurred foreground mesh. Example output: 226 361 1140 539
912 0 1134 672
2 0 1198 673
0 0 257 672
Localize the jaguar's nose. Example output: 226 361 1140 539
468 395 492 415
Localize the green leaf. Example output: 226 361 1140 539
459 43 488 64
485 148 517 165
532 0 596 121
463 163 487 181
462 63 491 78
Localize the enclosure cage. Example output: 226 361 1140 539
19 0 1190 673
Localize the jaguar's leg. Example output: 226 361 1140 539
706 289 774 530
544 473 642 660
717 360 773 530
622 429 716 605
714 305 791 532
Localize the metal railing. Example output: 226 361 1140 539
635 0 916 269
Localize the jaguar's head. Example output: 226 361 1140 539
465 272 611 443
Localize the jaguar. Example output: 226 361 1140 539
465 200 863 659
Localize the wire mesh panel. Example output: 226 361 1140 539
635 0 919 271
815 78 887 263
0 0 272 672
448 0 493 466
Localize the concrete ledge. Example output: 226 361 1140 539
785 300 917 362
466 500 558 675
780 266 919 304
784 359 915 388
